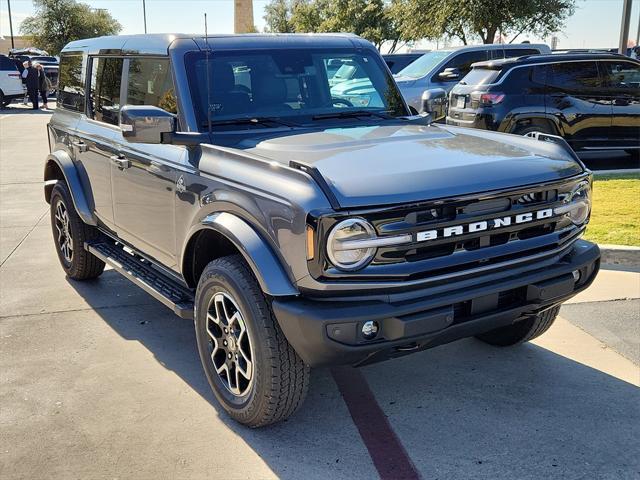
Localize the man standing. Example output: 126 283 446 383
21 60 39 110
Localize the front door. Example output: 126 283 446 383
110 56 183 268
599 59 640 148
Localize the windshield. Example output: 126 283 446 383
396 50 451 79
185 48 408 130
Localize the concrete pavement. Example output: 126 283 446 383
1 104 638 479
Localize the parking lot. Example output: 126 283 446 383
1 104 639 479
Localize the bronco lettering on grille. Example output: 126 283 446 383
416 208 553 242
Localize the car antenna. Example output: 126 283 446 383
204 13 212 135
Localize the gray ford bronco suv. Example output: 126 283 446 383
46 34 600 427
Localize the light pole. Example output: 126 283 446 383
619 0 633 54
143 0 147 33
7 0 15 50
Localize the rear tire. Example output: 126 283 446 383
194 255 310 427
476 306 560 346
49 182 105 280
513 124 555 136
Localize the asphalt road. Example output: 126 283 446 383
1 104 639 480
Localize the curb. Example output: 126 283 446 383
592 169 640 177
599 244 640 268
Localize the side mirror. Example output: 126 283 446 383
421 88 447 120
438 67 460 80
120 105 175 144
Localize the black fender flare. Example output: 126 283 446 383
44 151 97 226
185 212 299 297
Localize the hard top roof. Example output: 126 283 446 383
61 33 371 56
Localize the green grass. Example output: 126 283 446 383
584 173 640 246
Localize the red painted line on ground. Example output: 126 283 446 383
331 366 421 480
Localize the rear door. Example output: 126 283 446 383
74 55 124 231
545 61 610 149
110 56 183 267
598 59 640 148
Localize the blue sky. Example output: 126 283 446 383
1 0 639 51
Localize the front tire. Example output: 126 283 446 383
194 255 309 427
49 182 105 280
476 306 560 346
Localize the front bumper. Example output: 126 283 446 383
273 240 600 367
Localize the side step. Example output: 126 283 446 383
85 239 195 320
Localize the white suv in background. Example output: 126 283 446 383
0 55 25 108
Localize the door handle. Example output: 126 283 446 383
72 140 89 153
110 154 131 169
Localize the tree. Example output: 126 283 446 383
389 0 575 45
263 0 296 33
263 0 401 50
20 0 121 55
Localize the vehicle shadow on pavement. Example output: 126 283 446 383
68 272 640 479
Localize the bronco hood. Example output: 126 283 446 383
245 123 584 208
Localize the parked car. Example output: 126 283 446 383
445 53 640 153
40 63 59 96
383 53 425 73
0 54 26 107
395 43 551 111
29 55 59 65
46 33 599 427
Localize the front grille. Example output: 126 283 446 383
318 176 587 282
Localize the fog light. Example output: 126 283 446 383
572 270 581 283
361 321 379 340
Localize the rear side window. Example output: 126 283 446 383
461 68 500 85
504 48 540 58
548 62 600 90
58 53 86 112
125 57 177 113
600 60 640 90
89 57 124 125
0 55 17 71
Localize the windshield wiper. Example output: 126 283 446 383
202 116 297 128
311 109 394 121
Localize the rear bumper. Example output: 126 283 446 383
273 240 600 367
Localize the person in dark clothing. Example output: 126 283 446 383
21 60 39 110
35 63 51 109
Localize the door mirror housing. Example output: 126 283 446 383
120 105 176 144
438 67 460 80
421 88 447 120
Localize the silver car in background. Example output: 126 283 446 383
395 43 551 111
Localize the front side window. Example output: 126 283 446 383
186 49 407 130
442 51 489 78
125 57 177 113
548 62 600 90
58 53 85 112
600 60 640 90
89 57 123 125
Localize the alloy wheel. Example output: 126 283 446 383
54 200 73 264
206 292 254 397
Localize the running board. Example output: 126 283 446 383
85 240 194 319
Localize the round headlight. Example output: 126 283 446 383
327 218 376 271
555 181 591 225
567 182 591 225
